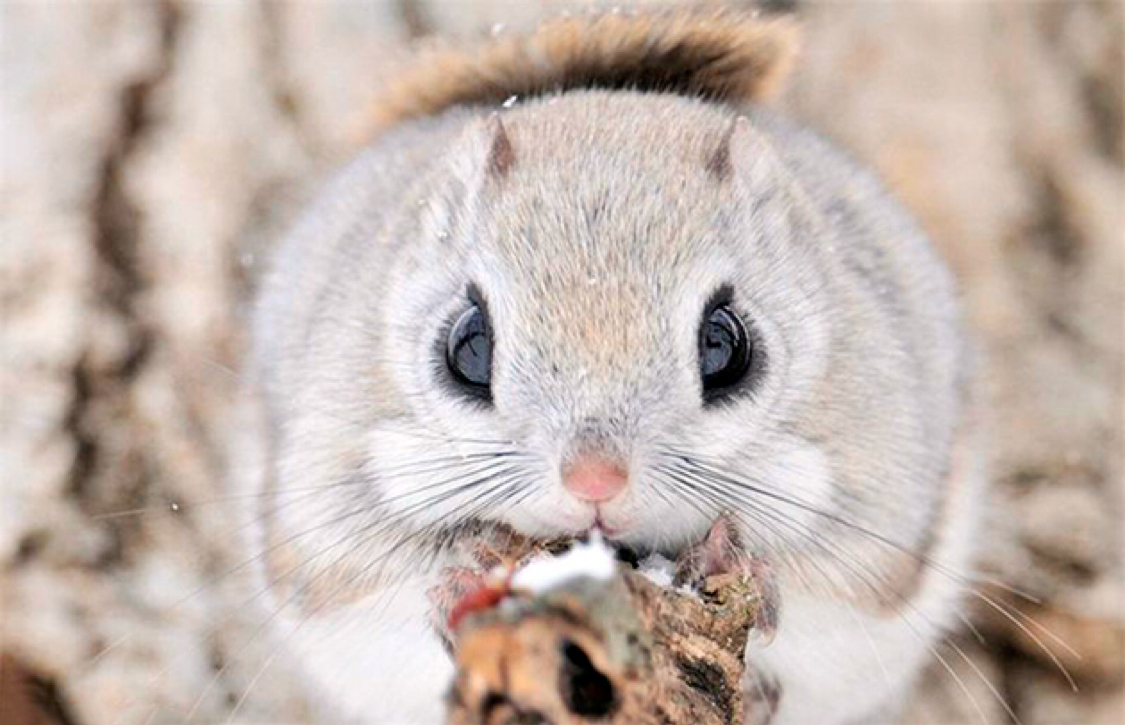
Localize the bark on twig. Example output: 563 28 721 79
444 533 772 725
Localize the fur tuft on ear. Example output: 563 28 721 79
370 7 799 135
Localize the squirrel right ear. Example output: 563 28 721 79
707 118 740 181
709 116 777 189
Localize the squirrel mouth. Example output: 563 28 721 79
587 515 684 562
591 513 619 537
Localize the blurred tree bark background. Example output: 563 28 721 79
1 1 1122 724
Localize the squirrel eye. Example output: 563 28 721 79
699 303 752 401
446 304 492 398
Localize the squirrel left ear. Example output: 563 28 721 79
485 114 515 179
451 113 517 194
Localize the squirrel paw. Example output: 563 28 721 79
674 514 780 645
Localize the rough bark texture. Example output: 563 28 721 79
437 524 773 725
1 1 1122 724
446 566 765 725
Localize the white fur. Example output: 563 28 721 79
241 89 980 724
757 456 984 725
284 586 452 725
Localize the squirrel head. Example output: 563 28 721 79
259 9 959 581
374 94 846 550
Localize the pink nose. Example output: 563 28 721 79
562 457 629 503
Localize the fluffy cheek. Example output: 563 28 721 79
499 488 597 538
734 442 834 552
365 429 500 529
270 427 378 555
595 443 835 554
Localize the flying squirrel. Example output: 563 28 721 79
237 7 984 724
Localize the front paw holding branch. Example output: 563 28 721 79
434 520 781 725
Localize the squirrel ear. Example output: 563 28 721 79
485 114 515 179
707 117 740 181
708 116 774 188
452 113 516 193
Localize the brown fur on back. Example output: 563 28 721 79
371 7 799 134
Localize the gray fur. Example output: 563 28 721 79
241 90 979 724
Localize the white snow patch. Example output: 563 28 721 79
511 535 617 593
638 553 675 587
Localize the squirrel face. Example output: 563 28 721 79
366 93 850 554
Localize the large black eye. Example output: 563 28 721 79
446 303 492 398
699 301 752 401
